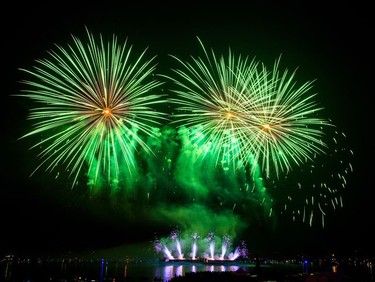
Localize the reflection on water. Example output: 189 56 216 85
1 255 374 282
153 262 242 281
1 256 251 282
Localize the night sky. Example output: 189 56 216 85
2 3 373 259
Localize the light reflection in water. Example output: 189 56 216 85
157 263 241 281
1 257 373 282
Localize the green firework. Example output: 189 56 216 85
165 37 333 179
17 28 167 189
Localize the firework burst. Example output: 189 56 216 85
165 38 333 179
17 28 167 188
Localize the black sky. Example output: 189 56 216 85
1 2 374 258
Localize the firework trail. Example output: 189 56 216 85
16 28 167 189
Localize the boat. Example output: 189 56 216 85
201 258 241 265
160 257 241 265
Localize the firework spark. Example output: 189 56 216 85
268 125 354 227
17 28 167 188
165 38 333 179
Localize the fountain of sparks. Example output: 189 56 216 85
153 230 248 262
